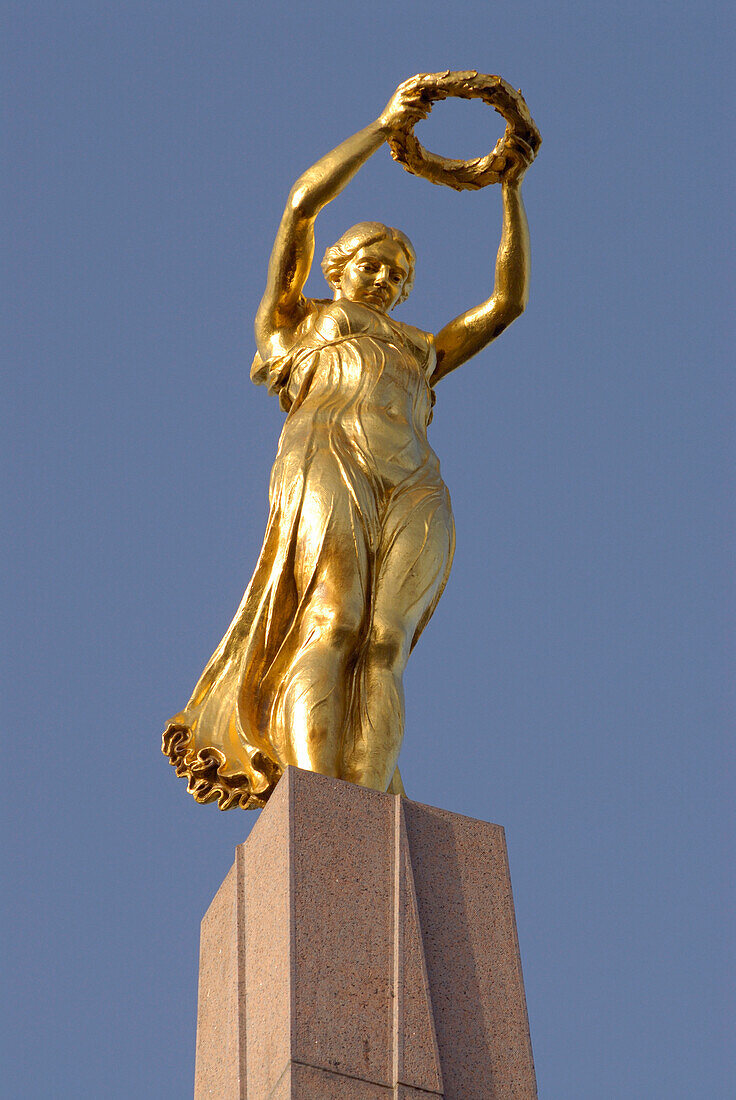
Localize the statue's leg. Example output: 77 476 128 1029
341 480 454 790
271 458 371 777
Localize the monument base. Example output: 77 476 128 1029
194 767 536 1099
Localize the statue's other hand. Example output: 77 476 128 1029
500 134 536 186
379 74 432 133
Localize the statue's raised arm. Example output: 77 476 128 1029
432 138 533 383
254 77 430 363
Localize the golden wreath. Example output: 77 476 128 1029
388 71 541 191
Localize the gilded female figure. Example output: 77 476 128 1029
163 76 534 808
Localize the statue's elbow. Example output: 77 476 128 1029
507 298 527 324
288 181 315 219
495 297 526 330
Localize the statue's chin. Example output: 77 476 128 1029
358 295 389 311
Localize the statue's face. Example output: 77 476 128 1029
336 240 410 312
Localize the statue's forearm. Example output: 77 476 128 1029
289 120 386 218
493 182 530 312
494 182 530 307
432 181 531 381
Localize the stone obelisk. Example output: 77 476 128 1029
194 767 536 1099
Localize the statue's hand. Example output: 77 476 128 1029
379 75 431 133
500 134 536 187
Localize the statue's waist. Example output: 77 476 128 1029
277 414 440 483
287 401 430 446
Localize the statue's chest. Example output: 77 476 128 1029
313 303 426 361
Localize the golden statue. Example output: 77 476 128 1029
163 72 540 809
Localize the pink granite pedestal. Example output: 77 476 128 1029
194 767 536 1099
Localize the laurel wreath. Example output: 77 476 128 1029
387 71 541 191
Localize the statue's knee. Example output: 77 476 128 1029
307 602 364 656
369 614 408 672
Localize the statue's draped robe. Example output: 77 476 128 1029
163 300 455 808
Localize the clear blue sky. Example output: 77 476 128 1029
3 2 733 1096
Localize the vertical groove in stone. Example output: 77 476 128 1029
392 795 403 1089
393 798 444 1096
497 830 537 1087
286 769 296 1077
236 844 247 1099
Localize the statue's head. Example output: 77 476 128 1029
322 222 416 310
